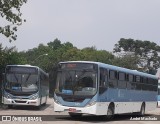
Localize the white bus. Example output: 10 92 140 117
2 65 49 109
158 81 160 107
54 61 158 119
155 68 160 107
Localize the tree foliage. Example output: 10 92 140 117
0 43 27 84
20 39 114 73
0 0 27 42
113 38 160 73
1 38 160 96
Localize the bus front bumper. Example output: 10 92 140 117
3 97 40 106
54 101 109 115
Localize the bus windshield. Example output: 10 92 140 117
55 63 97 96
5 66 38 93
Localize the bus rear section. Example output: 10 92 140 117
2 65 49 108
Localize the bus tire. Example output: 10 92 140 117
139 103 145 116
106 104 114 120
69 112 82 118
43 96 47 106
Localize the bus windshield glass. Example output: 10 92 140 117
55 63 98 96
5 66 38 93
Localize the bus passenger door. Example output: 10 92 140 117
99 68 108 97
1 73 5 103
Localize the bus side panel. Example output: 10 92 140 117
145 102 157 111
54 101 110 115
99 88 157 114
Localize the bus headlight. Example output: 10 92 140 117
29 93 38 100
4 92 13 99
86 100 96 107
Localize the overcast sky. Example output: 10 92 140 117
1 0 160 52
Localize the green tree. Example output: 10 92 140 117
0 0 27 42
113 38 160 73
0 44 27 92
112 54 139 70
47 38 62 50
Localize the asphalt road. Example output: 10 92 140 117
0 97 160 124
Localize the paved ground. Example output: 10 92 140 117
0 98 160 124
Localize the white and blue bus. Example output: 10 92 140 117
158 81 160 107
155 69 160 108
2 65 49 108
54 61 158 118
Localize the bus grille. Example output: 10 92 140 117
62 97 85 102
15 100 27 103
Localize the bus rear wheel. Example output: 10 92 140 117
139 103 145 116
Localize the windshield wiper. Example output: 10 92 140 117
25 73 31 84
14 74 18 83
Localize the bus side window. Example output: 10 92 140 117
99 68 108 94
128 74 135 90
118 72 126 89
109 70 117 88
100 68 108 87
126 74 131 89
135 75 141 90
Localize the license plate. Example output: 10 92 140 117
17 99 22 101
69 108 76 112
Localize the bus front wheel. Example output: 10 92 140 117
106 104 114 120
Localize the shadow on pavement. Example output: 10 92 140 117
1 103 51 111
54 114 156 122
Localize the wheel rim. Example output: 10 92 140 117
107 107 114 119
108 109 113 116
141 105 145 115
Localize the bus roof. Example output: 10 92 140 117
60 61 157 79
6 64 48 76
6 64 38 68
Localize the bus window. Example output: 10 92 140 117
100 68 108 87
118 72 126 89
99 68 108 94
158 88 160 95
118 72 125 81
126 74 134 89
129 74 134 82
129 75 136 90
136 75 140 83
135 75 141 90
109 70 117 88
